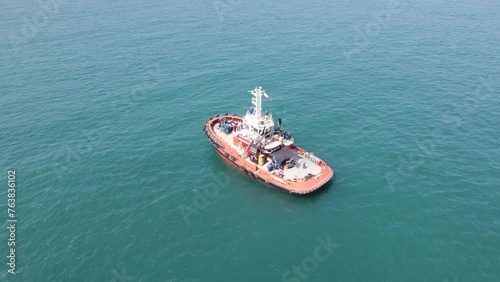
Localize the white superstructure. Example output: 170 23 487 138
242 86 274 139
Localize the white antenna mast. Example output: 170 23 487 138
248 86 264 117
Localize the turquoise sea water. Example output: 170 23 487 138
1 0 500 281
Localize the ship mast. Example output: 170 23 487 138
249 86 266 118
244 86 273 138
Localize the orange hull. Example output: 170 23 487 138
202 114 334 195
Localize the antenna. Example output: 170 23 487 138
248 86 264 117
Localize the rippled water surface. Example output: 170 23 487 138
1 0 499 281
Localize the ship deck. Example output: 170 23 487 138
212 123 322 181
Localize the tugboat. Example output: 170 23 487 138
202 87 334 194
